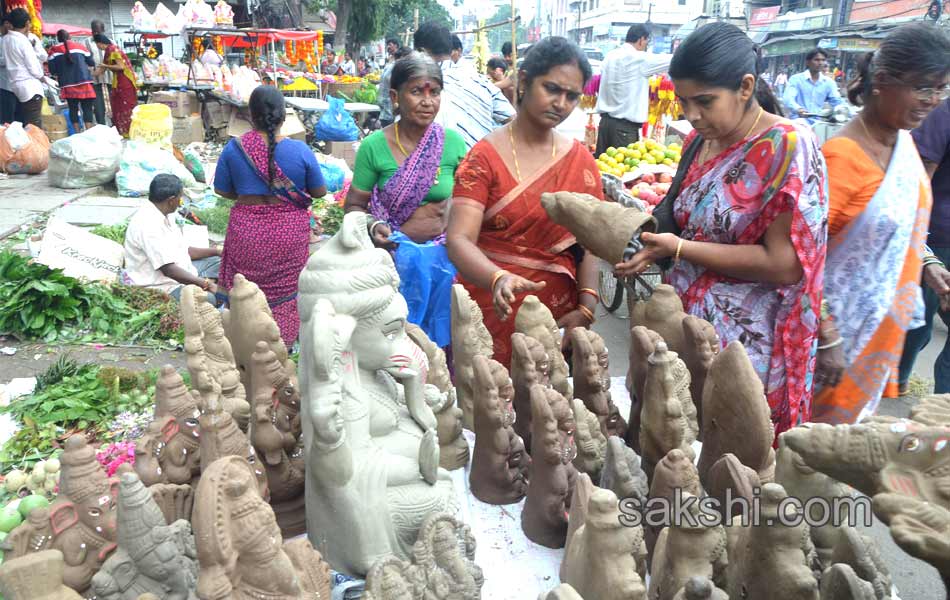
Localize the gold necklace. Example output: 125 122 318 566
508 123 557 182
857 115 889 172
394 121 441 185
701 107 765 164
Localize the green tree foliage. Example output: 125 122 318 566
486 4 527 55
307 0 452 53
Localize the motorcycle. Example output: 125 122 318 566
793 104 856 144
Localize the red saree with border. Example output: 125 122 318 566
453 138 604 366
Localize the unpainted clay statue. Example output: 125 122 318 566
705 453 761 522
562 472 596 580
820 564 877 600
470 354 529 505
221 273 288 390
407 323 469 470
135 366 201 486
511 332 552 450
193 455 323 599
282 538 333 600
909 394 950 426
640 341 697 477
361 513 483 600
540 190 657 266
571 328 626 438
572 399 607 481
645 448 703 563
776 437 851 568
599 435 649 506
562 488 648 600
873 492 950 583
522 384 578 548
0 550 83 600
625 326 664 452
649 491 728 600
2 435 118 595
298 212 457 576
679 315 720 432
90 472 198 600
197 388 269 499
828 526 892 600
782 420 950 510
540 584 586 600
670 577 728 600
451 283 494 430
699 341 776 489
726 483 819 600
630 284 690 354
247 340 307 537
149 483 194 525
181 285 249 429
516 295 572 399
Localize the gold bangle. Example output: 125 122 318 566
490 269 510 293
674 238 685 265
579 288 599 301
577 304 595 324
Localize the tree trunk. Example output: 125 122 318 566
334 0 352 56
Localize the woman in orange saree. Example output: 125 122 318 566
93 34 138 137
447 37 602 367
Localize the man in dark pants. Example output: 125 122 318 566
0 8 44 128
594 24 671 155
86 19 110 125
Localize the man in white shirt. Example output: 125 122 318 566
86 19 111 125
0 17 16 125
342 52 356 76
415 21 515 150
595 24 671 155
124 174 222 303
0 8 45 128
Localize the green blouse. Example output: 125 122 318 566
351 128 467 205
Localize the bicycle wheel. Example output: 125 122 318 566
598 261 624 313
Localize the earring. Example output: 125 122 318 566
872 89 880 95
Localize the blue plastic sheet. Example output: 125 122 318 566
389 231 456 348
314 97 360 142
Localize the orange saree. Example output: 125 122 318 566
453 139 604 367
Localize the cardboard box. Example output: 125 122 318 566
227 107 306 141
38 219 125 282
150 90 199 118
202 100 232 129
42 113 68 131
325 140 358 169
171 115 205 146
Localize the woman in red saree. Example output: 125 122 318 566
93 34 138 136
448 37 601 367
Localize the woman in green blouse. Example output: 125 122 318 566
344 52 466 346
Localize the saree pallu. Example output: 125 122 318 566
667 123 828 438
106 45 138 136
813 131 931 424
453 140 604 367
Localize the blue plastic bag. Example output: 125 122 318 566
319 162 346 192
389 231 456 348
315 97 360 142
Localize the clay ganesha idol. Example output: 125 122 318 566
134 366 202 487
298 211 457 576
451 283 494 431
510 332 552 451
516 295 572 399
470 354 529 505
571 328 626 438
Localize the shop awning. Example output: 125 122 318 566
42 23 93 37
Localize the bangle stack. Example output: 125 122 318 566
674 238 685 265
490 269 511 293
923 254 947 270
579 288 599 302
577 304 595 324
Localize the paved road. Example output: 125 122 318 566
591 279 946 600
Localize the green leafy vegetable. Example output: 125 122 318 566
90 222 129 245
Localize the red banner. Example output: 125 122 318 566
750 6 780 27
849 0 930 23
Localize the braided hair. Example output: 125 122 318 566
248 85 286 189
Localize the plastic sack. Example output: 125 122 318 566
182 142 206 182
0 123 50 174
315 152 350 193
389 231 456 347
48 125 123 188
129 103 174 150
117 140 197 197
314 97 359 142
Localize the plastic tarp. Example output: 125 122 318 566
42 23 92 37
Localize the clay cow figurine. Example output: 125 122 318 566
640 341 697 478
516 295 572 399
407 323 469 470
90 472 198 600
873 492 950 585
511 332 553 450
600 436 649 506
572 399 607 482
698 341 776 489
247 340 307 537
451 284 494 430
645 448 703 564
783 420 950 510
571 328 626 438
470 355 529 505
625 326 664 452
361 513 483 600
562 488 648 600
2 436 118 595
726 483 819 600
135 366 202 487
0 550 83 600
522 384 578 548
648 492 728 600
193 455 330 599
181 285 249 429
